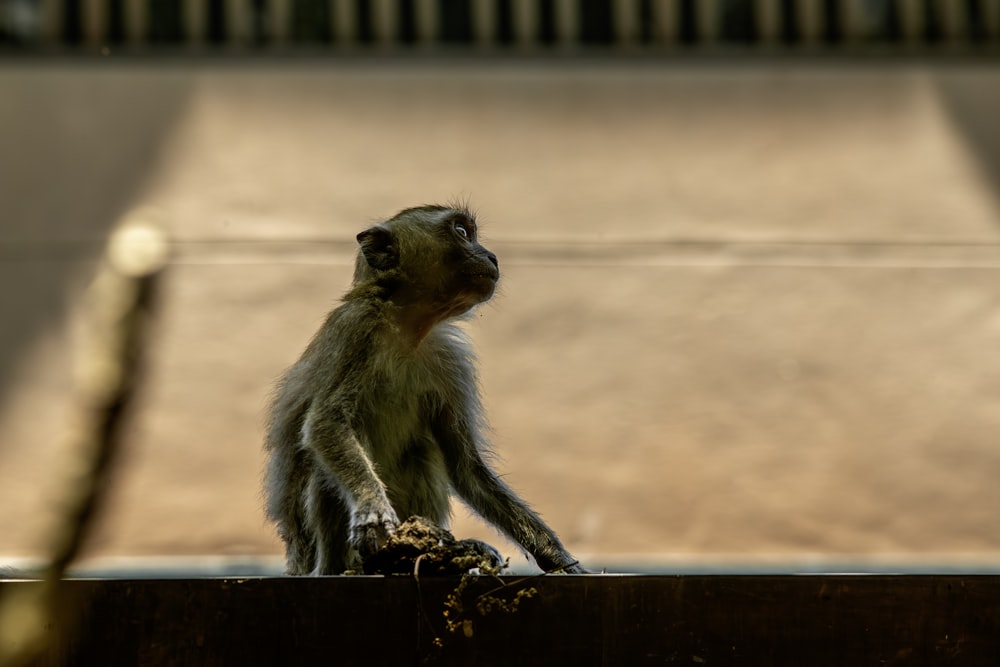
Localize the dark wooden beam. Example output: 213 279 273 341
3 575 999 666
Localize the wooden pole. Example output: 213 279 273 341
650 0 679 45
755 0 781 44
414 0 437 45
225 0 248 46
512 0 537 47
371 0 398 45
39 0 63 45
696 0 719 46
935 0 967 44
473 0 498 47
331 0 356 45
614 0 639 45
898 0 925 45
985 0 1000 41
269 0 291 46
183 0 206 46
840 0 868 43
554 0 578 47
0 217 168 667
125 0 146 45
797 0 824 45
82 0 107 47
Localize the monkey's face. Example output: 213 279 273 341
434 208 500 308
356 205 499 322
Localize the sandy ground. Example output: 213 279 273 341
2 59 1000 572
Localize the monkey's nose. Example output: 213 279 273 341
485 252 499 279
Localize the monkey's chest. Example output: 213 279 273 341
346 340 456 461
356 387 448 504
354 366 442 455
358 394 426 450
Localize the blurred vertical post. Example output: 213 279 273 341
183 0 206 47
797 0 824 45
695 0 719 46
755 0 781 45
554 0 578 47
414 0 437 46
0 216 169 667
371 0 397 46
125 0 147 46
473 0 498 48
650 0 679 45
898 0 925 45
512 0 537 47
614 0 639 46
225 0 249 46
82 0 106 48
985 0 1000 41
935 0 967 44
840 0 868 44
331 0 356 46
40 0 62 46
269 0 291 46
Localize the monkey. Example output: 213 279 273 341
264 204 585 575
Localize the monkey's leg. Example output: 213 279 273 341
282 496 317 576
304 472 353 575
264 446 317 575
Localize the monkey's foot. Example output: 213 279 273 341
361 516 506 576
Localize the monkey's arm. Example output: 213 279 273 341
303 404 399 558
432 406 586 574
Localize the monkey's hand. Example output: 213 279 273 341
558 561 590 575
536 551 590 574
349 508 400 559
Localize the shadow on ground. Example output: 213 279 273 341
935 70 1000 226
0 64 192 406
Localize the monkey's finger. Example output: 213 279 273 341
559 562 590 575
353 520 396 558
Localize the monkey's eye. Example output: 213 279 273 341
454 223 471 240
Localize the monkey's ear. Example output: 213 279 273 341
357 225 399 271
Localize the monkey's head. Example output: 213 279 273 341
353 205 500 334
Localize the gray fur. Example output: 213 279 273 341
264 205 583 575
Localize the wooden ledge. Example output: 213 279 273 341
2 575 999 665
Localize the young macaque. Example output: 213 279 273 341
264 205 584 575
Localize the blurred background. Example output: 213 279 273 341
2 0 1000 575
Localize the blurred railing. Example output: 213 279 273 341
1 0 999 51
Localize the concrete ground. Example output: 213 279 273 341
2 58 1000 572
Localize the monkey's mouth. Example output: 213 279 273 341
468 272 498 292
478 265 500 283
472 269 499 283
461 277 496 304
